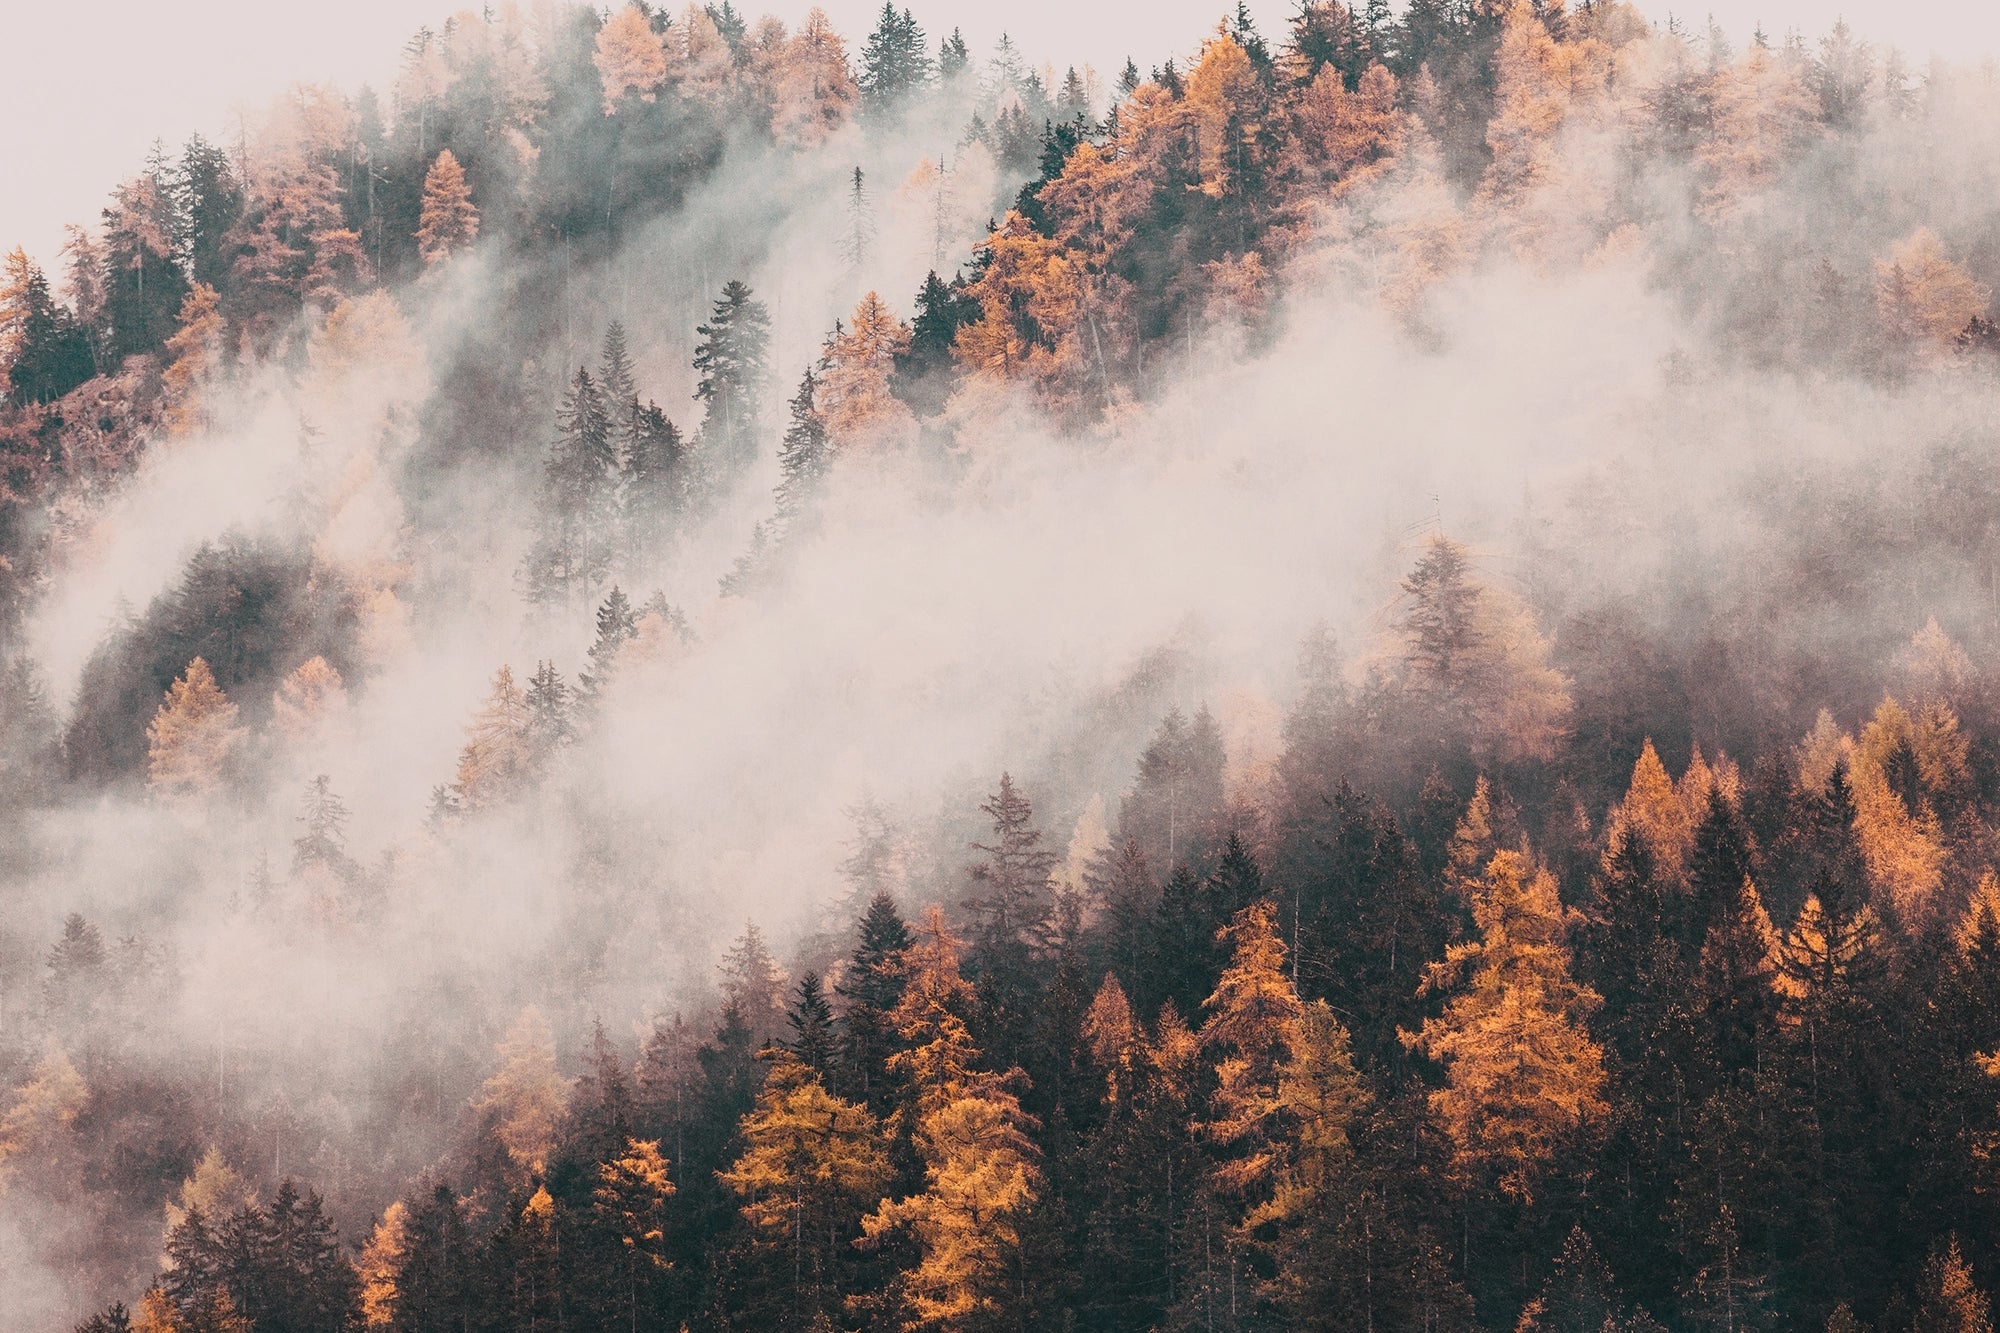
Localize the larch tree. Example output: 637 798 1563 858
1877 227 1990 351
861 906 1042 1327
160 283 225 436
270 656 346 746
1913 1236 1995 1333
1411 849 1607 1200
355 1201 407 1328
595 3 670 111
818 291 915 450
452 665 532 809
475 1006 572 1179
146 657 246 803
416 150 478 265
718 1053 891 1322
593 1137 676 1328
767 8 859 149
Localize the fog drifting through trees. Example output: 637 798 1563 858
7 1 2000 1328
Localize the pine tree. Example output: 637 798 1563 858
101 159 190 362
836 891 912 1107
5 261 96 405
524 660 576 764
938 28 970 82
621 401 686 559
693 279 772 483
416 150 479 264
291 775 352 877
579 586 640 703
720 922 788 1048
785 971 837 1074
860 4 934 111
773 364 830 535
525 367 620 605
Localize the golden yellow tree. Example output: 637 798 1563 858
1282 63 1403 203
818 292 915 450
1411 850 1606 1199
161 283 225 437
767 9 858 148
162 1145 255 1245
356 1200 408 1328
1603 739 1691 881
271 656 347 745
1202 899 1305 1193
595 1137 676 1325
0 1038 86 1183
147 657 245 802
1697 43 1818 217
417 150 479 265
861 907 1041 1327
454 664 532 809
719 1053 890 1315
1849 696 1949 924
1184 32 1262 198
1478 1 1607 220
1878 227 1990 350
475 1005 571 1178
595 3 669 111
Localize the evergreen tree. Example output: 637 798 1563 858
836 891 912 1107
579 586 640 703
525 368 620 606
692 279 772 483
773 364 830 535
860 5 934 111
621 401 687 560
785 971 837 1074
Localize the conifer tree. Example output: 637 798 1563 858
453 665 532 809
720 922 788 1048
862 906 1042 1328
836 891 912 1106
524 660 576 764
475 1006 571 1179
859 5 934 111
526 368 620 605
1413 850 1607 1199
579 586 640 703
416 150 479 264
1913 1236 1995 1333
719 1053 891 1323
146 657 245 802
785 971 837 1074
593 1138 675 1328
621 401 686 559
772 364 829 535
693 279 772 482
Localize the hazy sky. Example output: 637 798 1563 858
3 0 1996 274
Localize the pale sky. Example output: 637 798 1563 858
2 0 1995 274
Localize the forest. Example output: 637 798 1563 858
8 0 2000 1328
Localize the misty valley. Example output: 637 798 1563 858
8 1 2000 1330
